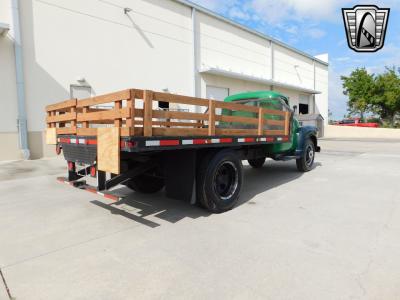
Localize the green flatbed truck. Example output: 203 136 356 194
46 89 320 213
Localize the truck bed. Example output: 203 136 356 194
46 88 291 174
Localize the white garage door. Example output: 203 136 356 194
206 86 229 101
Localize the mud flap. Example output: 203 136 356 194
164 150 196 203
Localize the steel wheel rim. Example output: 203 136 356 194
213 161 239 200
305 144 314 166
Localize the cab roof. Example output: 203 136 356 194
224 91 288 102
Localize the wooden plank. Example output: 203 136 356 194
71 107 77 128
77 89 131 107
151 121 201 127
120 127 132 137
126 90 135 135
82 107 89 128
216 128 258 136
258 107 264 135
46 99 77 112
77 128 97 136
208 99 215 136
216 114 258 125
284 112 290 135
77 107 131 122
50 111 55 128
263 109 287 117
47 112 51 128
152 127 208 136
77 127 132 137
135 109 144 118
214 101 259 113
56 127 77 135
143 90 153 137
152 110 208 121
97 127 120 174
114 101 122 127
132 89 144 99
264 130 285 136
265 119 285 126
46 112 76 123
153 92 209 107
45 128 57 145
131 127 143 136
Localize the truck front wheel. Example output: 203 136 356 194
197 150 243 213
123 174 165 194
296 139 315 172
248 157 266 168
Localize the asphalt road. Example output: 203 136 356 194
1 139 400 300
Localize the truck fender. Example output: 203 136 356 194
295 126 320 159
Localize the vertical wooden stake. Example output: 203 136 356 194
71 106 77 133
143 90 153 137
126 89 136 136
284 111 290 136
82 107 89 128
258 107 264 136
208 99 216 136
50 111 56 128
114 100 122 127
47 111 52 128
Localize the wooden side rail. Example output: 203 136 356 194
45 88 291 138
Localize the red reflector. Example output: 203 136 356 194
90 166 96 177
86 140 97 145
220 138 233 143
282 137 289 142
160 140 180 146
266 137 274 142
193 139 207 145
60 138 70 143
126 141 135 148
245 138 255 142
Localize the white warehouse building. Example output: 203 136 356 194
0 0 329 160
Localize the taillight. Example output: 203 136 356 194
90 166 97 177
68 161 75 171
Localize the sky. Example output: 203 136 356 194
189 0 400 119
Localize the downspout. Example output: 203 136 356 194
192 7 201 112
11 0 30 159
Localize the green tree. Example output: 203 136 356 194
341 68 375 121
372 67 400 127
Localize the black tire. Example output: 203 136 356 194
123 174 165 194
248 157 266 168
296 139 315 172
197 150 243 213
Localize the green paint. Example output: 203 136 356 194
223 90 301 156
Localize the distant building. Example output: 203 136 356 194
0 0 328 160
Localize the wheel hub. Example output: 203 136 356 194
213 161 239 200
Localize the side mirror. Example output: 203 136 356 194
293 105 297 113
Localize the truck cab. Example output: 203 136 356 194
223 90 320 170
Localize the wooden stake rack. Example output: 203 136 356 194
45 88 291 139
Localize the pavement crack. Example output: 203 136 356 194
1 225 139 270
0 267 13 300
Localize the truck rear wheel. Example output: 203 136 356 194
296 139 315 172
197 150 243 213
248 157 266 168
123 174 165 194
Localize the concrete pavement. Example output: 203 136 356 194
0 139 400 299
